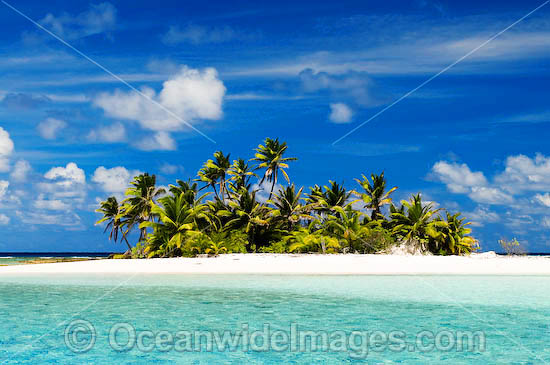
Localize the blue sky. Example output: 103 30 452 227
0 0 550 252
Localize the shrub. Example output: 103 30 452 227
498 238 526 255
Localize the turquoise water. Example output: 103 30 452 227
0 275 548 363
0 254 109 265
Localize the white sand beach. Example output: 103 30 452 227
0 253 549 275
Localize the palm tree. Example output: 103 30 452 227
251 138 297 200
169 179 210 207
225 187 273 251
141 192 212 257
285 223 340 254
197 151 231 201
197 164 220 200
123 173 166 243
431 212 479 255
268 184 313 230
95 196 131 250
390 194 443 252
228 158 256 191
325 206 373 253
354 172 397 220
307 181 352 215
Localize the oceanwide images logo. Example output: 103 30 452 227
64 320 486 359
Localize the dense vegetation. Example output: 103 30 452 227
96 138 479 258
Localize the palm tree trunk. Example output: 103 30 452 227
212 184 220 200
268 180 276 200
121 231 132 250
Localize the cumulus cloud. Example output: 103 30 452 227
39 2 117 40
0 127 14 172
163 24 236 45
94 66 226 137
534 193 550 207
431 154 550 230
10 160 31 182
34 194 70 211
466 206 500 227
495 154 550 194
0 180 9 200
469 187 514 205
431 160 513 205
431 161 488 194
45 162 85 183
0 213 9 225
12 162 87 230
134 132 177 151
39 162 86 202
87 122 126 142
329 103 353 123
92 166 140 194
37 117 67 140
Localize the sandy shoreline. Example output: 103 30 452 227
0 253 549 275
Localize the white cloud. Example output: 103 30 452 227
163 24 236 45
499 110 550 124
94 66 226 136
34 194 70 211
39 162 86 202
431 160 513 205
495 154 550 194
505 213 536 229
37 117 67 139
299 69 375 106
542 217 550 228
45 93 89 103
0 214 9 225
0 127 14 172
433 154 550 199
87 122 126 142
431 161 487 193
159 163 184 175
10 160 31 182
134 132 177 151
44 162 85 184
40 2 116 40
469 187 513 205
252 180 283 204
466 206 500 227
226 16 550 78
535 193 550 207
92 166 140 194
0 180 9 200
0 181 22 210
329 103 353 123
23 163 88 229
16 210 83 229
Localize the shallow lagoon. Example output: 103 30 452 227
0 274 548 363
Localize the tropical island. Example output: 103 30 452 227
96 137 480 259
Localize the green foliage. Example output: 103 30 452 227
130 241 148 259
251 137 297 200
354 172 397 220
95 196 131 250
96 138 480 257
499 238 526 255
